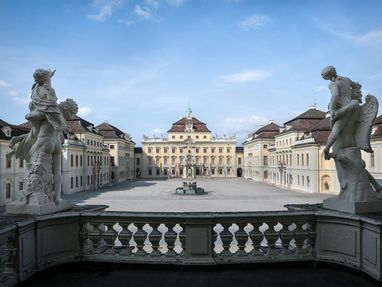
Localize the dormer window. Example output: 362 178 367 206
2 126 12 138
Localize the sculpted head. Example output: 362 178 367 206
58 99 78 120
321 66 337 80
33 69 55 85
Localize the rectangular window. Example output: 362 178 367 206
219 157 223 165
211 148 215 153
196 135 199 139
219 148 223 153
180 135 183 139
148 157 153 165
156 169 160 175
76 177 78 188
179 148 184 153
227 148 231 153
211 157 215 164
227 157 231 165
70 155 74 167
297 175 300 186
148 169 152 175
164 148 168 153
6 183 11 198
80 156 83 166
87 175 90 185
80 176 83 187
196 148 199 153
87 155 90 166
136 157 140 165
307 176 310 187
227 168 231 175
76 155 78 166
172 147 176 153
371 153 375 167
164 157 168 165
211 168 215 175
302 175 305 186
263 144 267 149
297 154 299 166
301 154 304 166
19 159 24 168
238 158 242 165
203 148 207 153
71 177 74 189
110 145 114 149
148 147 152 154
306 154 309 166
263 156 268 166
172 157 176 165
172 135 175 139
19 181 23 190
156 148 160 153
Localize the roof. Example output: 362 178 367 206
96 122 128 140
298 117 331 144
284 108 326 126
374 115 382 125
0 119 30 140
168 117 211 133
134 147 143 153
253 122 281 139
66 116 100 135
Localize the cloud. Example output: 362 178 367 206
0 79 11 87
166 0 185 7
14 97 29 105
223 115 269 134
314 86 327 93
220 69 272 83
371 73 382 79
117 18 135 26
78 106 93 117
239 14 271 30
87 0 123 21
145 0 159 8
150 128 166 136
134 5 151 19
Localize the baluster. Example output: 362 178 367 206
274 222 285 255
103 222 118 255
133 222 147 257
302 222 314 254
288 222 298 254
164 224 178 257
118 222 133 256
249 223 263 256
279 220 294 256
294 221 307 254
259 222 270 256
94 223 107 254
212 224 223 256
266 221 280 256
235 223 249 257
219 223 234 257
178 224 186 257
81 222 94 254
149 223 162 257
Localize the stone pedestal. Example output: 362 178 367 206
323 196 382 214
6 200 72 215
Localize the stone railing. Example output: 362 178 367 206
1 205 382 286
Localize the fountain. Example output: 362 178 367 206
175 136 206 195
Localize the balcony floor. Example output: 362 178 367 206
18 262 378 287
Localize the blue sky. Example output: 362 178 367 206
1 0 382 144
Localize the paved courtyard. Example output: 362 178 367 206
64 178 332 212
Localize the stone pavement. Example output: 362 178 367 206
64 178 333 212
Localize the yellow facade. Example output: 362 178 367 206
141 109 237 178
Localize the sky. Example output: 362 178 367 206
1 0 382 145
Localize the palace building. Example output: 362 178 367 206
141 108 238 178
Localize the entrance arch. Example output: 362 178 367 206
237 168 243 177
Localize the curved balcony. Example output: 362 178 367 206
1 205 381 286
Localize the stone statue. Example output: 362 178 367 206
7 69 78 215
321 66 382 213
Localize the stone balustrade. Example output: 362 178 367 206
1 205 382 286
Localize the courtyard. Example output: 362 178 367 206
64 178 332 212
